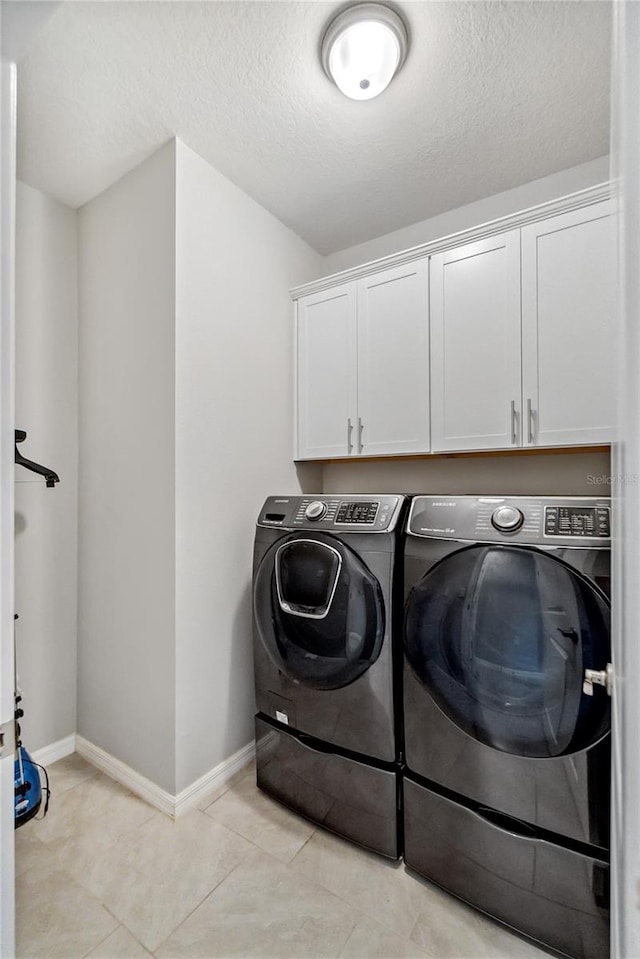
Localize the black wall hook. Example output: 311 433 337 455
14 430 60 488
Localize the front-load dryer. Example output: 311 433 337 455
402 496 611 959
252 494 406 858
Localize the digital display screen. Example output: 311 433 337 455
336 501 379 524
544 506 609 537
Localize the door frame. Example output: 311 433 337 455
611 3 640 956
0 57 17 959
0 8 63 952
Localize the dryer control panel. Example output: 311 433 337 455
257 495 404 532
407 496 611 547
543 505 610 538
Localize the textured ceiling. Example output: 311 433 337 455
15 0 611 254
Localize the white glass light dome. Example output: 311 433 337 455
321 4 409 101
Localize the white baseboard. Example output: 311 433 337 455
174 740 256 816
75 735 255 818
30 734 76 767
76 735 176 816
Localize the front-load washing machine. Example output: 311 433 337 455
252 493 406 858
402 496 611 959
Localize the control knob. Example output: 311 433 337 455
491 505 524 532
305 501 327 521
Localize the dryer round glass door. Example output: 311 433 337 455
253 532 385 690
404 544 610 758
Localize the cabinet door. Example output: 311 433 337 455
522 203 616 447
296 284 357 459
430 231 522 452
356 259 430 456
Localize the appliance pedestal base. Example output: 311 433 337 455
256 715 400 859
403 776 609 959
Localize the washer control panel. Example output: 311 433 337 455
257 495 404 532
335 501 379 525
407 496 611 546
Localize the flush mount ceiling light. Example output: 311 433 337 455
321 3 409 101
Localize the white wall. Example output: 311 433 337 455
77 142 177 792
322 450 611 497
14 181 77 751
75 137 322 794
323 156 610 274
174 140 323 791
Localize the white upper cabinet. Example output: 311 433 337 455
295 259 429 460
293 190 615 461
521 202 616 447
296 283 357 460
356 260 430 456
430 231 522 452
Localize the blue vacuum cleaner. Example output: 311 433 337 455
13 614 50 829
14 746 47 827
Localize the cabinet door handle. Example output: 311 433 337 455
357 417 364 453
527 398 535 444
510 400 518 445
347 418 354 454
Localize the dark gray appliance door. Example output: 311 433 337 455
254 532 384 691
404 544 610 759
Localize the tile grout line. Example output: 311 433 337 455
406 909 439 959
80 816 255 955
15 854 120 959
334 913 364 959
280 844 412 941
90 918 152 959
285 831 425 942
79 920 120 959
289 826 318 860
150 850 254 954
34 797 159 870
198 765 255 815
44 766 102 803
151 834 367 957
53 807 252 957
198 803 314 866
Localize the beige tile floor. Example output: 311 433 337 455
15 754 549 959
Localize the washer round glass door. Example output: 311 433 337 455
254 532 385 690
404 544 610 758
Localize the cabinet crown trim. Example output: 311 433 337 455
290 182 611 300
